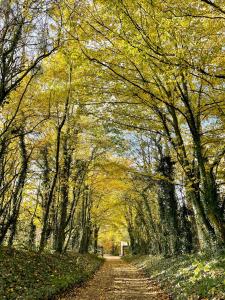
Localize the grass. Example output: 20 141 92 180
0 248 103 300
124 250 225 299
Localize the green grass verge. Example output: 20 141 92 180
0 248 103 300
124 251 225 299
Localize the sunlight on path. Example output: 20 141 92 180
59 256 170 300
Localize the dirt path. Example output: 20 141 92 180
59 256 170 300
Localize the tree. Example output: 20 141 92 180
71 0 225 246
0 0 61 106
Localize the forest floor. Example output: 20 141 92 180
0 248 103 300
58 255 170 300
1 248 224 299
125 251 225 299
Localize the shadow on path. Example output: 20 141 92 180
59 256 170 300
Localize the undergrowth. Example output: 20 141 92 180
124 250 225 299
0 248 103 300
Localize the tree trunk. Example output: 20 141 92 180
0 130 28 246
157 155 181 256
93 225 99 254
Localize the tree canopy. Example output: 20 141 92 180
0 0 224 256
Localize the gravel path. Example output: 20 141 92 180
59 256 170 300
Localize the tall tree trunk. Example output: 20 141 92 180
157 155 181 256
178 76 225 243
79 186 92 254
0 129 28 246
39 65 72 252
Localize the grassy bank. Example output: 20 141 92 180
0 248 103 300
124 251 225 299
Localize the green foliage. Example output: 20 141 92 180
0 3 225 299
124 251 225 299
0 248 103 300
